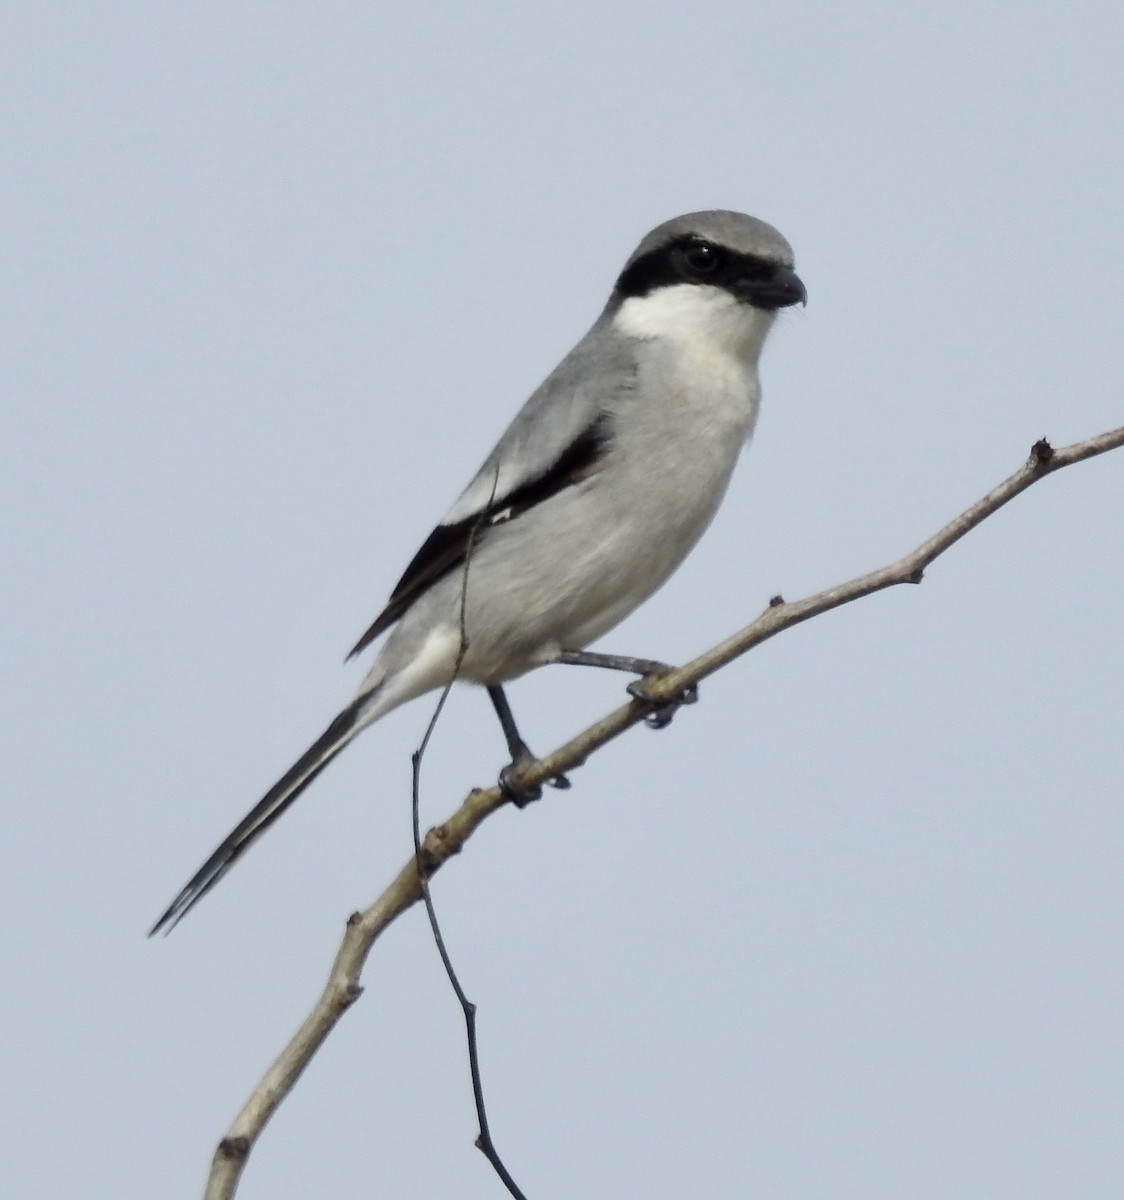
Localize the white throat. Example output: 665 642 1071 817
612 283 775 363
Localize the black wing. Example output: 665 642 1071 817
347 414 610 658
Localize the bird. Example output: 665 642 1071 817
150 209 806 934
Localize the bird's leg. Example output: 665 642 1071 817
554 649 699 729
487 685 571 806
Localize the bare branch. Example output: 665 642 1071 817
202 425 1124 1199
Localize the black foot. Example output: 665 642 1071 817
498 759 541 808
498 752 571 808
626 672 700 729
554 649 698 728
489 684 571 805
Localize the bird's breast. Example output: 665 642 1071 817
619 341 759 506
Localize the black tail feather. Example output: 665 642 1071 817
149 699 365 935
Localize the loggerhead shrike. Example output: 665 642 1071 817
151 209 805 934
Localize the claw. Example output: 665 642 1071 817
498 755 570 806
498 760 543 808
627 674 700 729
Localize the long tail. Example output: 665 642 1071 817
149 692 377 935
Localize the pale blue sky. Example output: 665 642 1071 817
4 4 1123 1197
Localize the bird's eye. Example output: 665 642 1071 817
682 242 721 274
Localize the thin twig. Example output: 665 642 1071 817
412 738 531 1200
409 472 529 1198
201 425 1124 1199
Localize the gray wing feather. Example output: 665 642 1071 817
347 319 637 658
343 319 638 657
442 319 633 524
348 320 637 657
